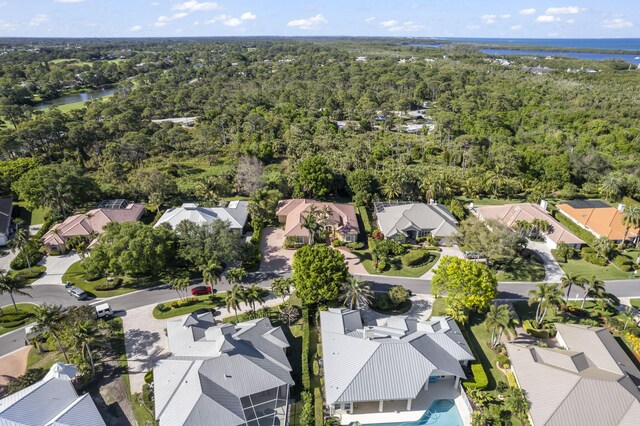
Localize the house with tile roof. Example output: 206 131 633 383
154 311 293 426
0 363 105 426
556 200 639 243
276 199 360 245
475 202 584 249
507 323 640 426
320 308 474 424
154 201 249 233
0 197 12 246
42 200 144 252
373 201 458 243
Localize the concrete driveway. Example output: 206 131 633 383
0 251 17 272
32 252 80 286
259 227 294 273
420 245 465 279
527 241 564 283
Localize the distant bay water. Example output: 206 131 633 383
411 38 640 66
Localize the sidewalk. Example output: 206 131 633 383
121 293 288 394
527 241 564 283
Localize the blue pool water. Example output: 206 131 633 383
362 399 463 426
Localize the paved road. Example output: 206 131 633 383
1 275 639 358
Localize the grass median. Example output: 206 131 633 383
152 293 227 319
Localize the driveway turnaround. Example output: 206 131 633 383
259 227 293 273
32 252 80 285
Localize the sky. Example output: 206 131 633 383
0 1 638 38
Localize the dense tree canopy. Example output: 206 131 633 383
292 244 349 305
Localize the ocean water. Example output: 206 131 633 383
480 48 640 66
437 38 640 51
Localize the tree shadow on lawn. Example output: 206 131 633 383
465 316 500 391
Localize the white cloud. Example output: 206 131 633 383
481 14 497 24
566 18 575 24
54 0 84 3
385 20 422 32
500 14 511 19
0 19 17 31
510 25 523 30
601 18 633 29
129 25 142 32
546 6 584 15
172 1 218 12
364 17 376 23
205 12 255 27
240 12 256 21
519 8 536 15
29 14 49 27
287 14 327 30
536 15 557 23
379 20 398 28
154 12 187 27
223 18 242 27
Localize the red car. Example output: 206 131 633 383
191 286 212 296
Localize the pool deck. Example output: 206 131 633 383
338 380 471 425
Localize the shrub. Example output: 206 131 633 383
95 278 122 291
144 369 154 384
401 249 430 267
613 255 634 272
345 241 364 250
0 312 32 323
142 383 154 410
283 236 303 249
506 372 518 388
376 259 387 272
371 229 383 239
463 362 489 390
10 246 44 270
157 303 170 313
523 320 550 338
301 307 311 390
241 241 261 272
331 239 344 247
389 285 410 305
170 301 180 308
5 368 48 396
496 353 510 367
299 391 314 426
11 268 44 281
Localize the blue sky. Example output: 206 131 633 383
0 1 637 38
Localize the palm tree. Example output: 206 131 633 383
0 270 32 313
225 284 245 321
226 267 247 286
592 237 614 260
380 180 401 201
532 218 550 235
170 276 190 301
513 220 531 237
581 276 605 309
485 304 517 347
619 306 637 330
271 277 292 303
33 304 70 363
446 302 469 325
600 174 622 201
8 227 33 271
503 388 530 424
200 261 223 289
195 177 220 205
68 320 99 376
341 276 373 310
621 205 640 247
300 205 322 245
245 284 265 311
560 274 586 303
528 283 564 324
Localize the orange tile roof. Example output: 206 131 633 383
276 199 359 238
557 203 639 241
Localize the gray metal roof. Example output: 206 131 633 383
507 323 640 426
0 365 105 426
154 201 248 230
374 202 458 238
321 309 473 405
155 316 293 426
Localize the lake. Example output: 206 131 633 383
479 48 640 66
34 87 124 110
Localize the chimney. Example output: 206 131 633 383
540 200 548 211
618 203 626 212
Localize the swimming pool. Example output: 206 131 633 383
362 399 463 426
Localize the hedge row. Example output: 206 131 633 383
463 362 489 390
301 306 311 390
401 249 430 267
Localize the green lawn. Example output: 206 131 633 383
495 254 546 282
0 303 39 335
554 256 634 280
152 294 226 319
631 299 640 310
467 317 507 390
14 201 48 226
353 249 440 278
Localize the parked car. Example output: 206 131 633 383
68 286 88 300
191 285 212 296
95 303 113 319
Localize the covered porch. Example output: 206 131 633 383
336 377 469 425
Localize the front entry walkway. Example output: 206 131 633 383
526 241 564 283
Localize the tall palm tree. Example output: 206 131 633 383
592 237 614 260
226 267 247 286
200 261 223 289
170 276 190 301
0 270 32 313
600 174 621 201
560 274 586 303
619 306 637 330
8 227 33 271
528 283 564 324
245 284 265 311
33 304 70 363
300 205 322 245
532 218 550 235
380 180 401 201
341 276 373 310
69 320 99 376
485 304 517 347
271 277 292 303
621 205 640 247
581 276 605 309
513 220 531 237
225 284 245 321
195 177 220 205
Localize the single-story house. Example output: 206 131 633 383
321 308 474 424
154 312 294 426
42 199 145 252
374 201 458 243
0 197 12 246
507 323 640 426
0 362 106 426
154 201 249 233
475 203 584 249
276 199 360 245
557 200 639 243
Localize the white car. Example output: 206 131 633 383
95 303 113 319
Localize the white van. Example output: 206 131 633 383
95 303 113 319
